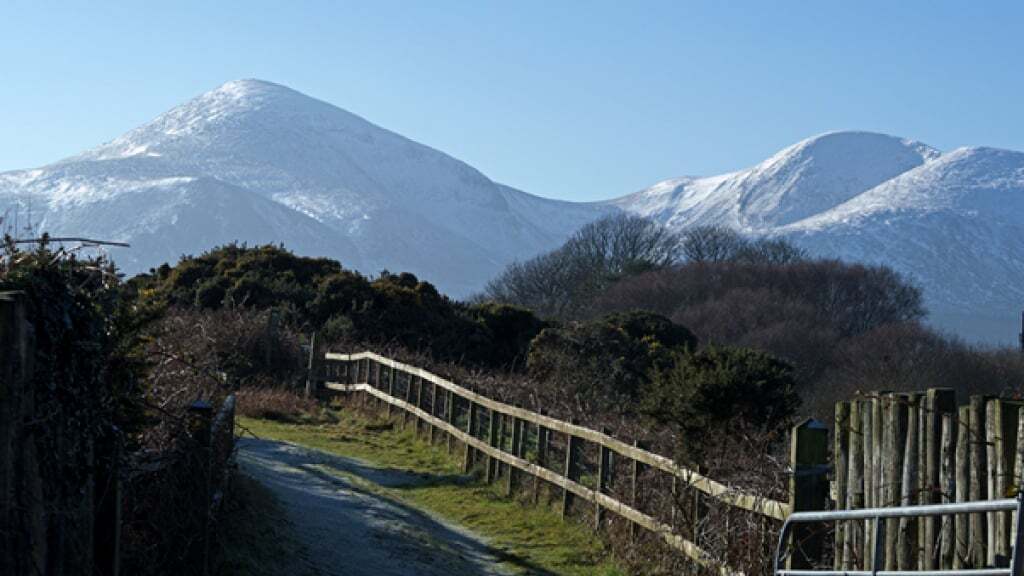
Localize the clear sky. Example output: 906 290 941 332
2 1 1021 201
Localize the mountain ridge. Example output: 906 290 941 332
2 79 1022 344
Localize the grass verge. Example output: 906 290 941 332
237 406 624 576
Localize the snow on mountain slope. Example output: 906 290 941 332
613 134 1024 345
777 147 1024 343
0 79 612 294
3 79 1021 344
615 131 939 231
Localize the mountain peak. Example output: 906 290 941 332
202 78 312 109
619 130 941 230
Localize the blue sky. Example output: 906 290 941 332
2 1 1021 201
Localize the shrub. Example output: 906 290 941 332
135 245 547 371
526 311 696 406
467 302 548 369
236 387 327 423
642 346 799 460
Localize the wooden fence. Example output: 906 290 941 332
0 291 237 576
312 350 832 575
832 390 1024 572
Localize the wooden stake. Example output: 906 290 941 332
847 400 865 570
561 423 581 519
533 410 549 505
788 419 829 570
955 405 970 569
447 390 456 454
487 411 500 483
940 413 955 569
463 397 477 474
596 427 611 529
897 394 919 570
630 439 645 543
506 412 523 497
969 395 988 567
835 401 850 570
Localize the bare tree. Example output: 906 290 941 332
680 225 747 263
484 214 681 319
681 225 808 265
734 236 808 265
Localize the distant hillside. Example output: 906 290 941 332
2 80 1023 344
0 79 612 296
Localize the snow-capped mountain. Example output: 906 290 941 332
778 146 1024 345
614 132 941 231
0 79 612 295
2 80 1021 344
616 132 1024 345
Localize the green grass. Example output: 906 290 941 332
237 408 625 576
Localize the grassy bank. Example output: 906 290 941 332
237 406 624 576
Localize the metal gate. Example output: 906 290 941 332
775 496 1024 576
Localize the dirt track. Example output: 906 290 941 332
237 437 511 576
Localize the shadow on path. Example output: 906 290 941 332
237 437 558 576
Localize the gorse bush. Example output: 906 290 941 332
642 346 799 460
136 244 547 370
526 311 697 406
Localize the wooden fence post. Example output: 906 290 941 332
187 400 214 576
304 332 318 399
534 410 549 505
506 410 523 497
463 396 478 474
403 373 413 430
846 400 865 570
1013 407 1024 547
596 428 612 529
882 393 907 571
834 401 850 570
429 382 438 445
924 388 956 569
630 439 645 543
939 413 955 569
386 365 395 418
561 422 581 519
487 410 500 483
447 390 456 454
416 376 425 437
987 398 999 566
954 405 970 569
989 397 1019 565
788 418 829 570
969 395 989 567
495 410 506 479
372 362 381 408
898 394 919 569
862 397 875 562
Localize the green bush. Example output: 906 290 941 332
526 311 696 405
135 245 547 370
642 346 799 459
467 302 547 369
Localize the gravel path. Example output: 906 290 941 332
237 437 513 576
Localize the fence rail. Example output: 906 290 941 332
325 351 791 519
315 350 809 576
